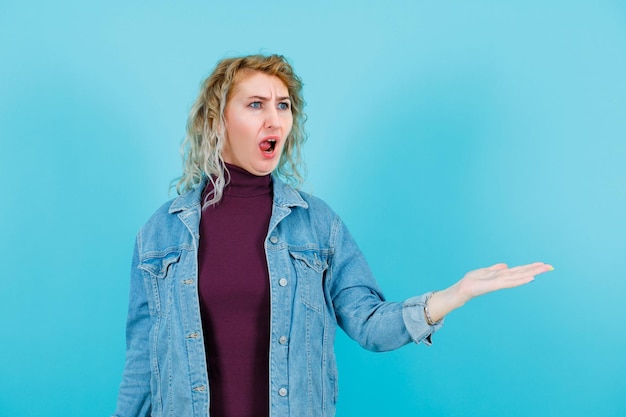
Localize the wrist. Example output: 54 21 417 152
425 285 468 324
445 282 471 308
424 292 440 325
436 283 470 311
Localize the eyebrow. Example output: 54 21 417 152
248 95 291 101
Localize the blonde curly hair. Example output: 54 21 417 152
174 54 307 207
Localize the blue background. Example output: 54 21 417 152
1 1 625 416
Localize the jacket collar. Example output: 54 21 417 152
271 175 308 209
167 174 308 214
168 179 206 214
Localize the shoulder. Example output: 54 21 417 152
137 184 204 250
297 190 337 219
141 198 178 231
142 180 205 230
272 177 337 219
273 179 347 248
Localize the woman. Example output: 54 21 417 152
113 54 552 417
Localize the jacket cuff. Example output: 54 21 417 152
402 294 445 346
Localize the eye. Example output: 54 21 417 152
249 101 262 109
277 102 290 110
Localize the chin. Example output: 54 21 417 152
253 158 281 175
249 163 278 176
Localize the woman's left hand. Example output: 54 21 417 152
426 262 554 324
455 262 553 302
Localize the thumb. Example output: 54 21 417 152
487 263 508 271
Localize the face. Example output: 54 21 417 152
222 71 293 176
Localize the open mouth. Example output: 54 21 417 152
259 139 277 153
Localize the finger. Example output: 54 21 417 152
507 262 552 274
487 263 509 271
504 263 553 279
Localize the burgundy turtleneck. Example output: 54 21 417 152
198 164 272 417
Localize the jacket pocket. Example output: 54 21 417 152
138 249 181 315
289 249 328 313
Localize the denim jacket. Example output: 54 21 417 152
113 176 443 417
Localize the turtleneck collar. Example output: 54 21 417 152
222 163 272 197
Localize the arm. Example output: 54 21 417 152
329 217 440 351
329 215 552 349
112 237 152 417
326 206 554 349
426 262 554 324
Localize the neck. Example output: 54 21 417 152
223 163 272 197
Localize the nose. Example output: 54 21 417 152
264 107 280 129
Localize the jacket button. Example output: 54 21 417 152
278 278 288 287
270 236 279 244
279 336 288 344
278 388 288 397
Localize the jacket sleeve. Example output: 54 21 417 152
112 236 152 417
328 216 443 352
